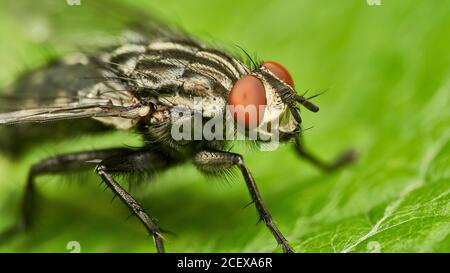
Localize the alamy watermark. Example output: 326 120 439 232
170 97 283 151
367 241 382 253
66 241 81 253
366 0 382 6
66 0 81 6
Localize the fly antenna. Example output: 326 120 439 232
296 95 319 112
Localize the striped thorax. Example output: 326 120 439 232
96 37 309 143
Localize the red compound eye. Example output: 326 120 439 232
227 75 266 128
262 61 294 87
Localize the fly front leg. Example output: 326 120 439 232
294 135 357 172
194 150 294 253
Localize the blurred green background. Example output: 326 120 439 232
0 0 449 252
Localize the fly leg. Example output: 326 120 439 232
294 135 357 172
194 150 294 253
94 150 177 253
1 148 176 253
0 148 129 241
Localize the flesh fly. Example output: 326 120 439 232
0 1 356 253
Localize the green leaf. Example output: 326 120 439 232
0 0 449 253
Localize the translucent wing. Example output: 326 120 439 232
0 50 150 126
0 102 150 125
0 0 171 126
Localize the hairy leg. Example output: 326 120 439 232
1 148 176 253
3 148 129 236
194 150 293 253
95 149 177 253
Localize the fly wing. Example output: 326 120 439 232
0 51 150 127
0 1 173 156
0 0 186 127
0 103 150 125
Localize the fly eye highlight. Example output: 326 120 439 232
227 75 266 128
262 61 294 87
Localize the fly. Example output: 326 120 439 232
0 1 356 253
